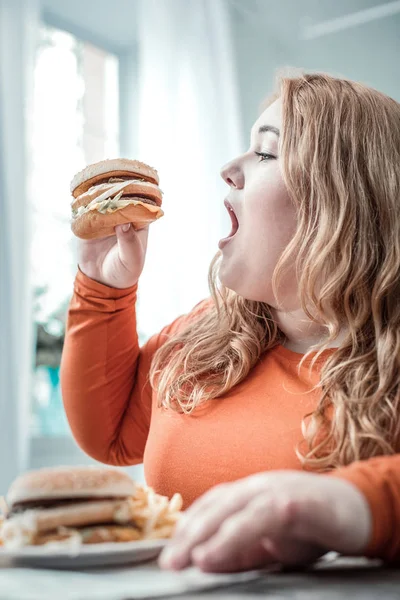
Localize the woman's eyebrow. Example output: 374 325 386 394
258 125 280 137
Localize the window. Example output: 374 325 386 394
30 24 119 440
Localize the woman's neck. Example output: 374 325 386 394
270 306 346 354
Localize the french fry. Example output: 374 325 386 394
169 493 183 513
145 524 176 539
128 485 183 540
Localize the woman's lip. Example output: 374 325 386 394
219 200 239 249
218 237 232 250
224 198 233 211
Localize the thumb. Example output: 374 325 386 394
115 223 149 266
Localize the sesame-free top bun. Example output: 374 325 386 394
71 158 159 197
7 466 136 508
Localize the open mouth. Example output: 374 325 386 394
219 200 239 249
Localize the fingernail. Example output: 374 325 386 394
160 547 189 571
159 548 175 568
122 223 130 232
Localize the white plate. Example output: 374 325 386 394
0 539 167 569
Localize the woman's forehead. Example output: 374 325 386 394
251 99 282 141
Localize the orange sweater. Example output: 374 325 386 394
61 270 400 562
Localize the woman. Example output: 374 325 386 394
61 72 400 572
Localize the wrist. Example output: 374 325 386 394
329 477 373 555
75 268 138 299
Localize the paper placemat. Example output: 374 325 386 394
0 561 263 600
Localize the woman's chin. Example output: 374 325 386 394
218 260 240 293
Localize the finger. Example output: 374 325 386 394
115 224 148 266
159 482 258 571
190 494 276 570
172 485 228 539
193 539 277 574
174 475 263 540
261 537 325 567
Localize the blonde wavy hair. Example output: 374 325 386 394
150 71 400 470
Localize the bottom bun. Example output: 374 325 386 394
79 524 141 544
71 203 164 240
33 525 141 546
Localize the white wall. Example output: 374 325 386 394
230 10 287 145
39 0 400 148
230 2 400 144
298 17 400 100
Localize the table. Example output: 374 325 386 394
176 557 400 599
0 555 398 599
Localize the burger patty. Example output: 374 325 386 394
7 496 127 518
119 195 158 206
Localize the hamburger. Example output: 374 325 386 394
1 466 151 548
70 158 163 239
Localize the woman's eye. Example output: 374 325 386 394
254 151 276 162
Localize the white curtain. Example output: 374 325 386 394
135 0 243 337
0 0 38 494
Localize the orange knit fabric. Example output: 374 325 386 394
60 270 400 561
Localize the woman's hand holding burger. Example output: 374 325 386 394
70 158 163 289
78 225 149 289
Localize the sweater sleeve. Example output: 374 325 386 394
330 455 400 562
60 269 197 466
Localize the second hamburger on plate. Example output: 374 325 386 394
0 466 182 549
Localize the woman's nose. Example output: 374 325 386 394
220 159 244 189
